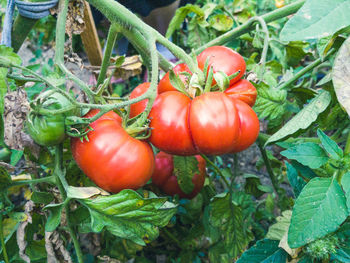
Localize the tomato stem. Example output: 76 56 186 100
195 0 306 53
54 0 94 102
277 48 336 90
200 154 230 189
257 138 279 194
9 176 56 187
96 23 120 87
53 145 84 263
0 214 9 263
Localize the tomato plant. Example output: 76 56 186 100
71 110 155 193
1 0 350 262
152 152 206 199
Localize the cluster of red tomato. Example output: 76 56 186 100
71 46 259 199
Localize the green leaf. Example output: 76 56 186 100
0 45 22 67
31 191 54 205
173 156 198 194
266 210 292 241
0 213 25 254
0 167 11 191
290 160 317 180
266 90 331 145
79 189 177 245
168 70 190 97
253 84 287 120
236 239 287 263
209 14 233 31
44 203 63 232
208 193 252 260
280 0 350 41
288 177 348 248
333 36 350 116
281 143 329 169
285 162 306 197
187 18 211 49
341 173 350 213
166 4 204 39
10 149 23 166
317 129 343 159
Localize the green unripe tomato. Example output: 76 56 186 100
26 91 78 146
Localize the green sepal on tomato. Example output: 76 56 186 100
26 91 80 146
197 46 246 86
152 152 206 199
71 109 155 193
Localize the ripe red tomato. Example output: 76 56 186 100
197 46 246 86
129 82 151 118
189 92 240 155
231 99 260 153
158 63 191 94
224 79 257 107
71 110 155 193
152 152 206 199
149 91 197 155
149 91 241 156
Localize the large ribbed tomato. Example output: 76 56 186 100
197 46 246 86
152 152 206 199
149 91 241 156
231 99 260 153
71 110 155 193
224 79 257 107
158 63 191 94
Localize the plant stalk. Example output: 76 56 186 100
10 176 56 187
195 0 306 53
200 154 230 189
278 48 336 90
0 214 9 263
54 0 94 102
53 145 83 263
97 24 120 86
257 139 279 194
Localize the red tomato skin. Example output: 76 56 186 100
129 82 151 118
158 63 191 94
149 91 198 156
71 112 154 193
189 92 240 155
152 152 206 199
224 79 257 107
231 99 260 153
197 46 246 86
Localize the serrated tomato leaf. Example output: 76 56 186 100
281 143 329 169
79 189 177 245
266 90 331 145
285 162 306 197
173 156 198 194
266 210 292 241
253 84 287 121
208 193 252 260
288 177 348 248
317 129 343 160
237 239 287 263
280 0 350 41
341 173 350 214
